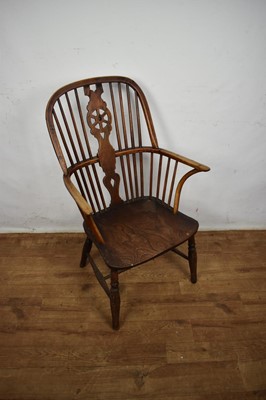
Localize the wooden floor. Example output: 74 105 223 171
0 231 266 399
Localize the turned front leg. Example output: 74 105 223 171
110 269 121 330
80 237 92 268
188 235 197 284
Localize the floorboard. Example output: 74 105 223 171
0 231 265 399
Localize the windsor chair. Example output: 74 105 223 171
46 76 210 330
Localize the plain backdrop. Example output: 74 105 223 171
1 0 266 232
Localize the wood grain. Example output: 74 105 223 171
46 76 211 330
0 231 265 399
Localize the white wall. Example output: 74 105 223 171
1 0 266 232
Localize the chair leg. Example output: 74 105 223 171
188 235 197 284
80 237 92 268
110 269 120 330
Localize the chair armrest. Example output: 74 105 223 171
63 175 93 215
159 148 210 172
155 148 210 213
63 175 104 244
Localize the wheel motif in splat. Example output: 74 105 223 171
88 108 111 138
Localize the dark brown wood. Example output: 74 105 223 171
156 154 163 198
87 198 198 269
126 85 135 147
188 235 197 283
118 83 134 198
168 159 178 205
162 157 171 203
139 152 144 197
75 88 107 210
84 83 122 206
80 237 92 268
118 83 129 148
149 151 154 197
135 91 142 147
88 254 110 297
45 76 210 329
110 269 120 330
172 247 189 260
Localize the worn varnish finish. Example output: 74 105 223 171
46 76 210 329
0 231 266 399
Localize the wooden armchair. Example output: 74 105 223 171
46 76 210 330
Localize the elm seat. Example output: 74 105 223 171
46 76 210 330
86 198 198 269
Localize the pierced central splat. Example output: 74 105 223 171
84 83 122 206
